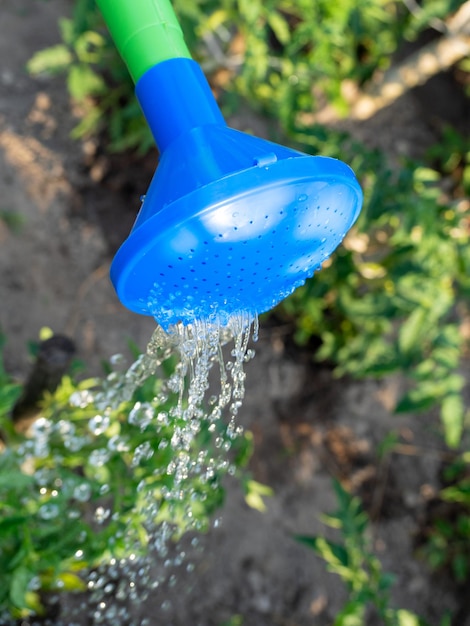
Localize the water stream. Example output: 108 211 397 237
28 313 258 625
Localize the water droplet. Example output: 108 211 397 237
70 390 94 408
73 482 92 502
88 448 110 467
88 414 110 435
95 506 111 524
39 503 59 520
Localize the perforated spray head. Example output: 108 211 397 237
98 0 363 330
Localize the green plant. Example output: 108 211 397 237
0 210 25 234
28 0 465 152
296 479 444 626
426 125 470 198
27 0 149 152
0 336 22 436
276 123 470 448
419 453 470 583
0 335 252 620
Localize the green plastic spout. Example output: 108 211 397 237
96 0 192 84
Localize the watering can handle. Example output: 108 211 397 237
96 0 192 84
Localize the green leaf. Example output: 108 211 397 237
0 515 30 533
451 553 469 583
0 210 25 234
440 394 464 448
10 566 31 610
55 572 87 592
398 308 427 356
74 30 106 63
441 480 470 505
0 470 35 491
296 535 349 568
333 600 365 626
267 12 291 45
26 45 73 75
67 64 106 101
395 387 439 414
396 609 426 626
58 17 75 46
244 480 273 513
0 383 22 418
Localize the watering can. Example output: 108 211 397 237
97 0 363 330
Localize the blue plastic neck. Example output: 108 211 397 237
135 58 226 152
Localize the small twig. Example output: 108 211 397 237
391 443 456 461
349 1 470 120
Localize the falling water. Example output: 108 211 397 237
13 313 258 626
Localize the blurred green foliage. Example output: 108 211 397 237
277 124 470 449
28 0 467 149
0 337 252 619
295 479 441 626
419 453 470 584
